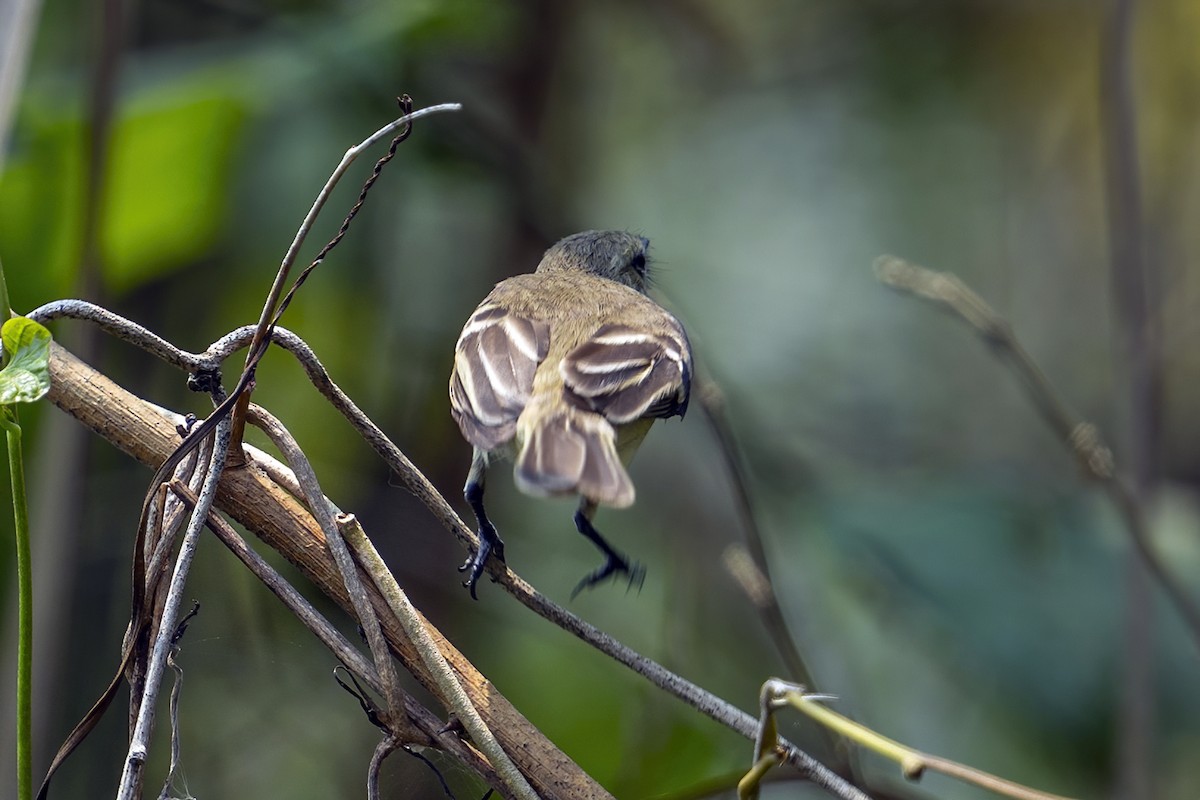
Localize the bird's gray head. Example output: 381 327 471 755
536 230 651 293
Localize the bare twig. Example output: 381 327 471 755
165 481 506 792
340 514 539 800
130 421 210 755
873 256 1200 652
245 407 410 739
32 102 462 799
266 95 417 333
228 100 461 458
157 601 199 800
254 102 457 350
367 734 402 800
117 417 229 800
143 439 206 589
29 300 210 372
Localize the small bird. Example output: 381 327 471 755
449 230 692 598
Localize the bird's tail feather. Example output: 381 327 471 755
514 402 635 508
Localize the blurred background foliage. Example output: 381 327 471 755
1 0 1199 798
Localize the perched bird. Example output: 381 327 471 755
449 230 692 598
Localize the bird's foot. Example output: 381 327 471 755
458 525 505 600
570 553 645 599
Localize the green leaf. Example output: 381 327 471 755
0 72 246 301
101 84 246 293
101 87 246 293
0 318 52 405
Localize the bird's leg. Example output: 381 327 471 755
570 499 645 599
458 450 505 599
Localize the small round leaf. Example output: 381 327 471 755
0 317 52 405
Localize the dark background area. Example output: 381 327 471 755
1 1 1199 798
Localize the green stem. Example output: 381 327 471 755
784 690 924 776
782 689 1076 800
737 753 780 800
2 411 32 800
0 256 11 322
0 255 30 800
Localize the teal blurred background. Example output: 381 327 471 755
2 1 1200 798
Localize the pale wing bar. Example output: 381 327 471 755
560 321 691 423
450 304 550 450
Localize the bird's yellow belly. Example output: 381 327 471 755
616 417 655 465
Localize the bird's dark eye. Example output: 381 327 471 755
630 253 647 274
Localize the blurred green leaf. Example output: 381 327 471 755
0 317 51 405
0 111 85 303
101 81 246 293
0 74 245 303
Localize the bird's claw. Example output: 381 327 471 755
459 526 505 600
570 554 645 600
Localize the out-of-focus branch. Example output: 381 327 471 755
696 375 816 688
79 0 124 304
1099 1 1157 797
873 256 1200 653
697 374 865 784
0 0 43 164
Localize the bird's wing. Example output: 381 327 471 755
560 316 691 424
450 303 551 450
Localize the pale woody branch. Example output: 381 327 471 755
41 338 609 800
